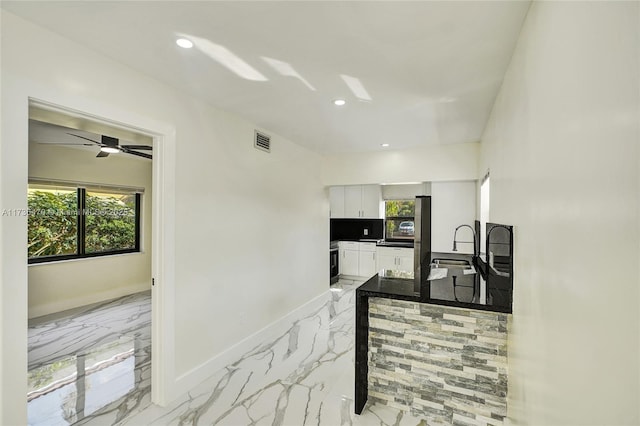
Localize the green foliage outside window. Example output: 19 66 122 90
28 188 137 259
385 200 415 218
85 192 136 253
27 190 78 257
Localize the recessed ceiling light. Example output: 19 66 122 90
176 38 194 49
333 99 346 106
381 143 390 148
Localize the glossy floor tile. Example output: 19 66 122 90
28 291 152 425
28 280 425 425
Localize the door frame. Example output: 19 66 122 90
27 97 176 406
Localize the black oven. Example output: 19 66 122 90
330 241 339 285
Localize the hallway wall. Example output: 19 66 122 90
0 11 328 424
479 2 639 423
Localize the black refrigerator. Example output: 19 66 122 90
413 196 432 294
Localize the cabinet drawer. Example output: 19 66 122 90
377 246 407 256
339 241 359 250
359 242 377 252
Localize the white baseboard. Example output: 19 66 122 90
171 289 331 400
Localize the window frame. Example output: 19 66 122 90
28 183 142 264
384 199 416 242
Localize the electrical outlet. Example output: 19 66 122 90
364 228 369 236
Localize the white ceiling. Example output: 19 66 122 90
2 1 531 154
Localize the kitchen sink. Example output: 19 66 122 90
431 258 472 268
429 258 476 277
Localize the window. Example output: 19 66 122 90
385 199 415 241
28 182 141 263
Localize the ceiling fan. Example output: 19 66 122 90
68 133 152 159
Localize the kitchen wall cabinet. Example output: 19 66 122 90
376 247 413 273
330 184 382 219
431 181 477 254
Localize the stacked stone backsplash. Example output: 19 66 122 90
368 297 509 425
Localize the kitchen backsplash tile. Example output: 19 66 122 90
330 218 383 241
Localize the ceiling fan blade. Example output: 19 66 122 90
96 151 110 158
120 146 152 160
120 145 152 150
67 133 102 146
36 142 94 146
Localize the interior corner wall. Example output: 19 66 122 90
0 10 328 423
479 2 639 424
27 143 153 318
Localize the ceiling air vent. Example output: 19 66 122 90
254 131 271 153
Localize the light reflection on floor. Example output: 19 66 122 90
27 292 151 425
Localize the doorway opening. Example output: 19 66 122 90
26 102 159 423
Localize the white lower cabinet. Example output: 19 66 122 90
339 241 360 276
339 241 377 278
339 242 414 277
358 243 377 278
376 247 414 273
341 248 359 276
376 253 397 271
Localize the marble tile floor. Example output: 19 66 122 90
29 280 428 426
28 291 152 425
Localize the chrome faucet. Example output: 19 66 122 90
452 224 477 257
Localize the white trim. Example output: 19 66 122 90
29 177 146 194
172 290 331 399
151 126 176 406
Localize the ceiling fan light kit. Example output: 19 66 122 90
100 135 120 153
100 146 120 154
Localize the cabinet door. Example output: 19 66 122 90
344 185 362 218
376 254 397 271
377 247 398 271
398 253 414 273
361 184 382 218
341 249 359 276
329 186 345 218
358 250 377 278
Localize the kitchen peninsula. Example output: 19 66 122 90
355 227 513 424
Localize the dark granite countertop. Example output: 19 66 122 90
375 240 414 248
357 253 512 314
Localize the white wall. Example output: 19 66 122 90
431 181 476 254
0 11 327 424
479 2 639 424
28 143 152 318
321 142 479 186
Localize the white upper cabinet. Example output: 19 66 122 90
329 186 345 218
330 184 382 219
431 181 477 254
361 185 383 218
344 185 363 218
